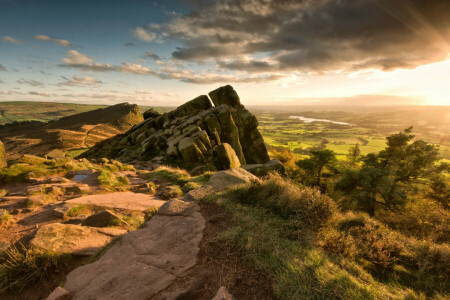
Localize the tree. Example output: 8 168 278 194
346 143 361 166
336 128 441 216
296 149 337 189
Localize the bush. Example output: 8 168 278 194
98 169 129 190
0 245 70 292
229 173 336 229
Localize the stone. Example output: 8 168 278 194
0 140 6 168
66 192 165 211
212 286 234 300
242 159 285 176
47 287 73 300
208 168 259 190
83 210 124 227
63 215 87 225
0 208 7 219
30 223 126 255
143 108 161 120
46 149 67 160
63 202 205 299
158 199 199 216
209 85 242 109
53 203 76 218
215 143 241 169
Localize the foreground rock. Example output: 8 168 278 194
30 223 126 255
81 85 270 173
46 287 73 300
66 191 165 211
186 168 259 201
82 210 125 227
62 199 205 299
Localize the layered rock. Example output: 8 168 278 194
82 85 270 172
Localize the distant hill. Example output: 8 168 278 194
0 102 107 124
0 103 144 160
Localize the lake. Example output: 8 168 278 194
289 116 350 125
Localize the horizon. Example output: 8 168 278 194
1 0 449 106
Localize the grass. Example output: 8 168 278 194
98 169 129 191
0 211 11 226
0 155 95 184
0 244 70 293
203 174 449 299
147 165 212 192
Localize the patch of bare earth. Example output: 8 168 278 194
179 201 274 299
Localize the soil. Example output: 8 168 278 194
181 201 274 299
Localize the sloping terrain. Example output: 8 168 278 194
0 102 106 125
0 103 143 160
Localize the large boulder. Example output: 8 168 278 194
83 210 124 227
242 159 285 177
0 140 6 168
143 108 161 120
81 86 269 172
30 223 126 255
215 143 241 169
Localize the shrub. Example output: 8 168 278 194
229 173 336 229
98 169 129 190
0 244 70 292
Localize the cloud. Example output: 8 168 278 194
60 50 155 75
132 27 156 42
142 51 161 60
34 34 73 47
135 89 154 94
62 50 93 65
29 91 51 97
0 64 6 71
124 42 137 47
145 0 450 73
0 79 3 84
17 79 44 86
2 35 25 45
57 75 102 87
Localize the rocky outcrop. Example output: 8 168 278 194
82 85 270 173
0 140 6 168
143 108 161 120
242 159 285 176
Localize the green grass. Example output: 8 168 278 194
0 244 70 293
97 169 129 190
147 165 212 192
203 174 448 299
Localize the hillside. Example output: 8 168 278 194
0 103 143 160
0 102 107 124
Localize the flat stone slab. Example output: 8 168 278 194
30 223 126 256
66 191 165 211
63 200 205 299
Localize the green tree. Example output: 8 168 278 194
296 149 337 189
336 128 441 216
346 143 361 166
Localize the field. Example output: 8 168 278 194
252 106 450 161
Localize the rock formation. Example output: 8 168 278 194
82 85 270 173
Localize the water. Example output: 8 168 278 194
72 174 88 181
290 116 350 125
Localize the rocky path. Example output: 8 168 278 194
47 168 257 300
60 199 205 299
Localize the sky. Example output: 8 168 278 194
0 0 449 107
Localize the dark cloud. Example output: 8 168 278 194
0 64 6 71
17 78 44 86
124 42 137 47
142 51 161 60
146 0 450 73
